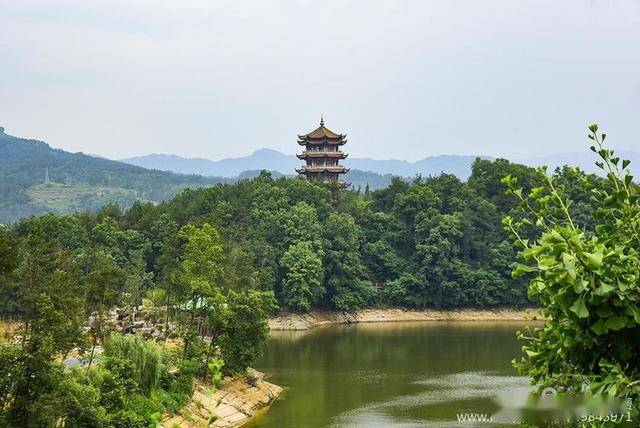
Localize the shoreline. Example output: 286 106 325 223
164 368 282 427
269 308 542 331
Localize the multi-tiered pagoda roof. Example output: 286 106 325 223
296 117 349 188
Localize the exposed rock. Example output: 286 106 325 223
163 369 282 428
88 306 178 340
139 327 153 338
269 308 544 330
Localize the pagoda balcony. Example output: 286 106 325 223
295 166 350 174
297 151 348 159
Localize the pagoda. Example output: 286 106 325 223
296 117 349 188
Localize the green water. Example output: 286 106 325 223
249 321 536 427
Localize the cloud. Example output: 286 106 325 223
1 0 639 160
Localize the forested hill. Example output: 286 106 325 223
0 127 229 223
0 127 401 222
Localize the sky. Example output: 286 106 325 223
1 0 639 161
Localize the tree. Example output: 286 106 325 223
123 250 154 309
468 157 541 213
280 201 323 249
219 290 277 375
103 334 163 397
151 214 180 328
504 125 640 405
222 244 258 291
360 211 406 285
415 212 464 308
279 241 324 311
179 223 224 305
178 223 224 355
85 249 125 368
0 226 19 314
5 224 85 425
322 213 373 310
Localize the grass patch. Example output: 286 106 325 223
27 182 143 213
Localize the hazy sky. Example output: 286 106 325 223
1 0 639 161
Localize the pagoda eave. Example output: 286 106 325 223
297 140 346 146
297 151 347 159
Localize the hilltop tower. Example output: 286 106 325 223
296 117 349 188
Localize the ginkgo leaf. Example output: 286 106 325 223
570 298 589 318
604 316 626 331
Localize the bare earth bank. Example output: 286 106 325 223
164 369 282 428
269 308 542 331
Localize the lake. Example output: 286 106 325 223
249 321 537 427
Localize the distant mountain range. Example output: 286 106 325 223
515 152 640 177
3 123 639 223
122 148 640 180
121 149 488 180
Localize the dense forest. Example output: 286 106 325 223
1 129 627 424
1 153 609 318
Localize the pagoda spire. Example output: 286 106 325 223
320 115 324 126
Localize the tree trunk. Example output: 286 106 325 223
87 340 97 370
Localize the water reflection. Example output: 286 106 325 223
249 321 538 427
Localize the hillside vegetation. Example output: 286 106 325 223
0 127 228 222
2 156 606 316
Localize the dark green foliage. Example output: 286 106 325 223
3 155 550 316
322 213 373 310
219 290 278 375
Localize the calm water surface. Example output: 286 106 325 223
249 321 537 427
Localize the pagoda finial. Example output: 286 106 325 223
320 115 324 126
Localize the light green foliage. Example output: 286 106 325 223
280 202 323 249
179 223 224 299
280 241 324 311
504 125 640 401
103 334 164 397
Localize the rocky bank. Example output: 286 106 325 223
269 308 542 330
164 369 282 428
